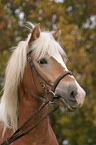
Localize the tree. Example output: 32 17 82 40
0 0 96 144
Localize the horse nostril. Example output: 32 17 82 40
71 91 74 96
70 90 78 101
71 89 78 97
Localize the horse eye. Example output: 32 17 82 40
37 58 47 64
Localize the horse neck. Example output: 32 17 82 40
18 85 59 145
18 84 48 125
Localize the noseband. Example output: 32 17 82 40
1 49 72 145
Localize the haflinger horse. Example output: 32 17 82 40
0 23 86 145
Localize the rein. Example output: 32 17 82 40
1 100 59 145
1 49 72 145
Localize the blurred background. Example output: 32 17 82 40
0 0 96 144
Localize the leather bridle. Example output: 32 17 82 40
1 49 72 145
27 49 73 102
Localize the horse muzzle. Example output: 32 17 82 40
52 82 86 112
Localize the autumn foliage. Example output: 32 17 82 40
0 0 96 144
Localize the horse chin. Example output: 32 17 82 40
55 95 78 112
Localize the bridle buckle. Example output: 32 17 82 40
47 91 55 103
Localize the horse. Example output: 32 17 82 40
0 23 86 145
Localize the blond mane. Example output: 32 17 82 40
0 23 66 133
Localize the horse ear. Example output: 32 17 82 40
52 27 61 41
29 23 40 44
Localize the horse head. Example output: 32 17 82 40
25 23 86 112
